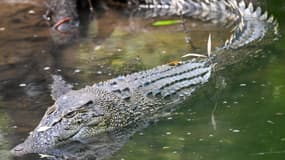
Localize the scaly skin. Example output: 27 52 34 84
11 0 278 157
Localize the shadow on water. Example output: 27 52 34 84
0 0 284 160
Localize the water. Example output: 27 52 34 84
0 0 284 160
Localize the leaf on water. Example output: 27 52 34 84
152 20 183 26
207 33 212 57
182 53 207 58
36 126 51 132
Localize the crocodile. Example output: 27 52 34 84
11 0 278 158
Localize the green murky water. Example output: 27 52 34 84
0 0 284 160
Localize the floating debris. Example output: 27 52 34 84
211 104 217 131
94 45 102 51
166 132 172 135
0 27 5 31
152 19 183 26
240 83 247 87
186 132 192 135
43 66 50 71
207 33 212 57
266 120 275 124
74 69 81 73
275 112 284 116
251 80 257 84
181 53 207 58
162 146 170 149
28 10 36 14
178 137 185 141
254 150 285 155
232 129 240 133
167 117 173 120
97 71 103 75
19 83 26 87
11 126 17 129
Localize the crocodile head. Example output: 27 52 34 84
11 86 114 156
43 0 79 34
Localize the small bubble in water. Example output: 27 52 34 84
11 126 18 129
43 66 50 71
0 27 5 31
97 71 103 75
275 112 284 116
167 117 173 120
232 129 240 133
117 48 122 52
74 69 81 73
209 134 214 137
266 120 275 124
139 132 144 136
240 83 247 87
186 132 192 135
94 45 102 51
166 132 172 135
178 137 185 141
19 83 26 87
28 10 36 14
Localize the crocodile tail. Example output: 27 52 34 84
133 0 241 26
223 0 279 49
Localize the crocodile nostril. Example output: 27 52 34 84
11 144 25 156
